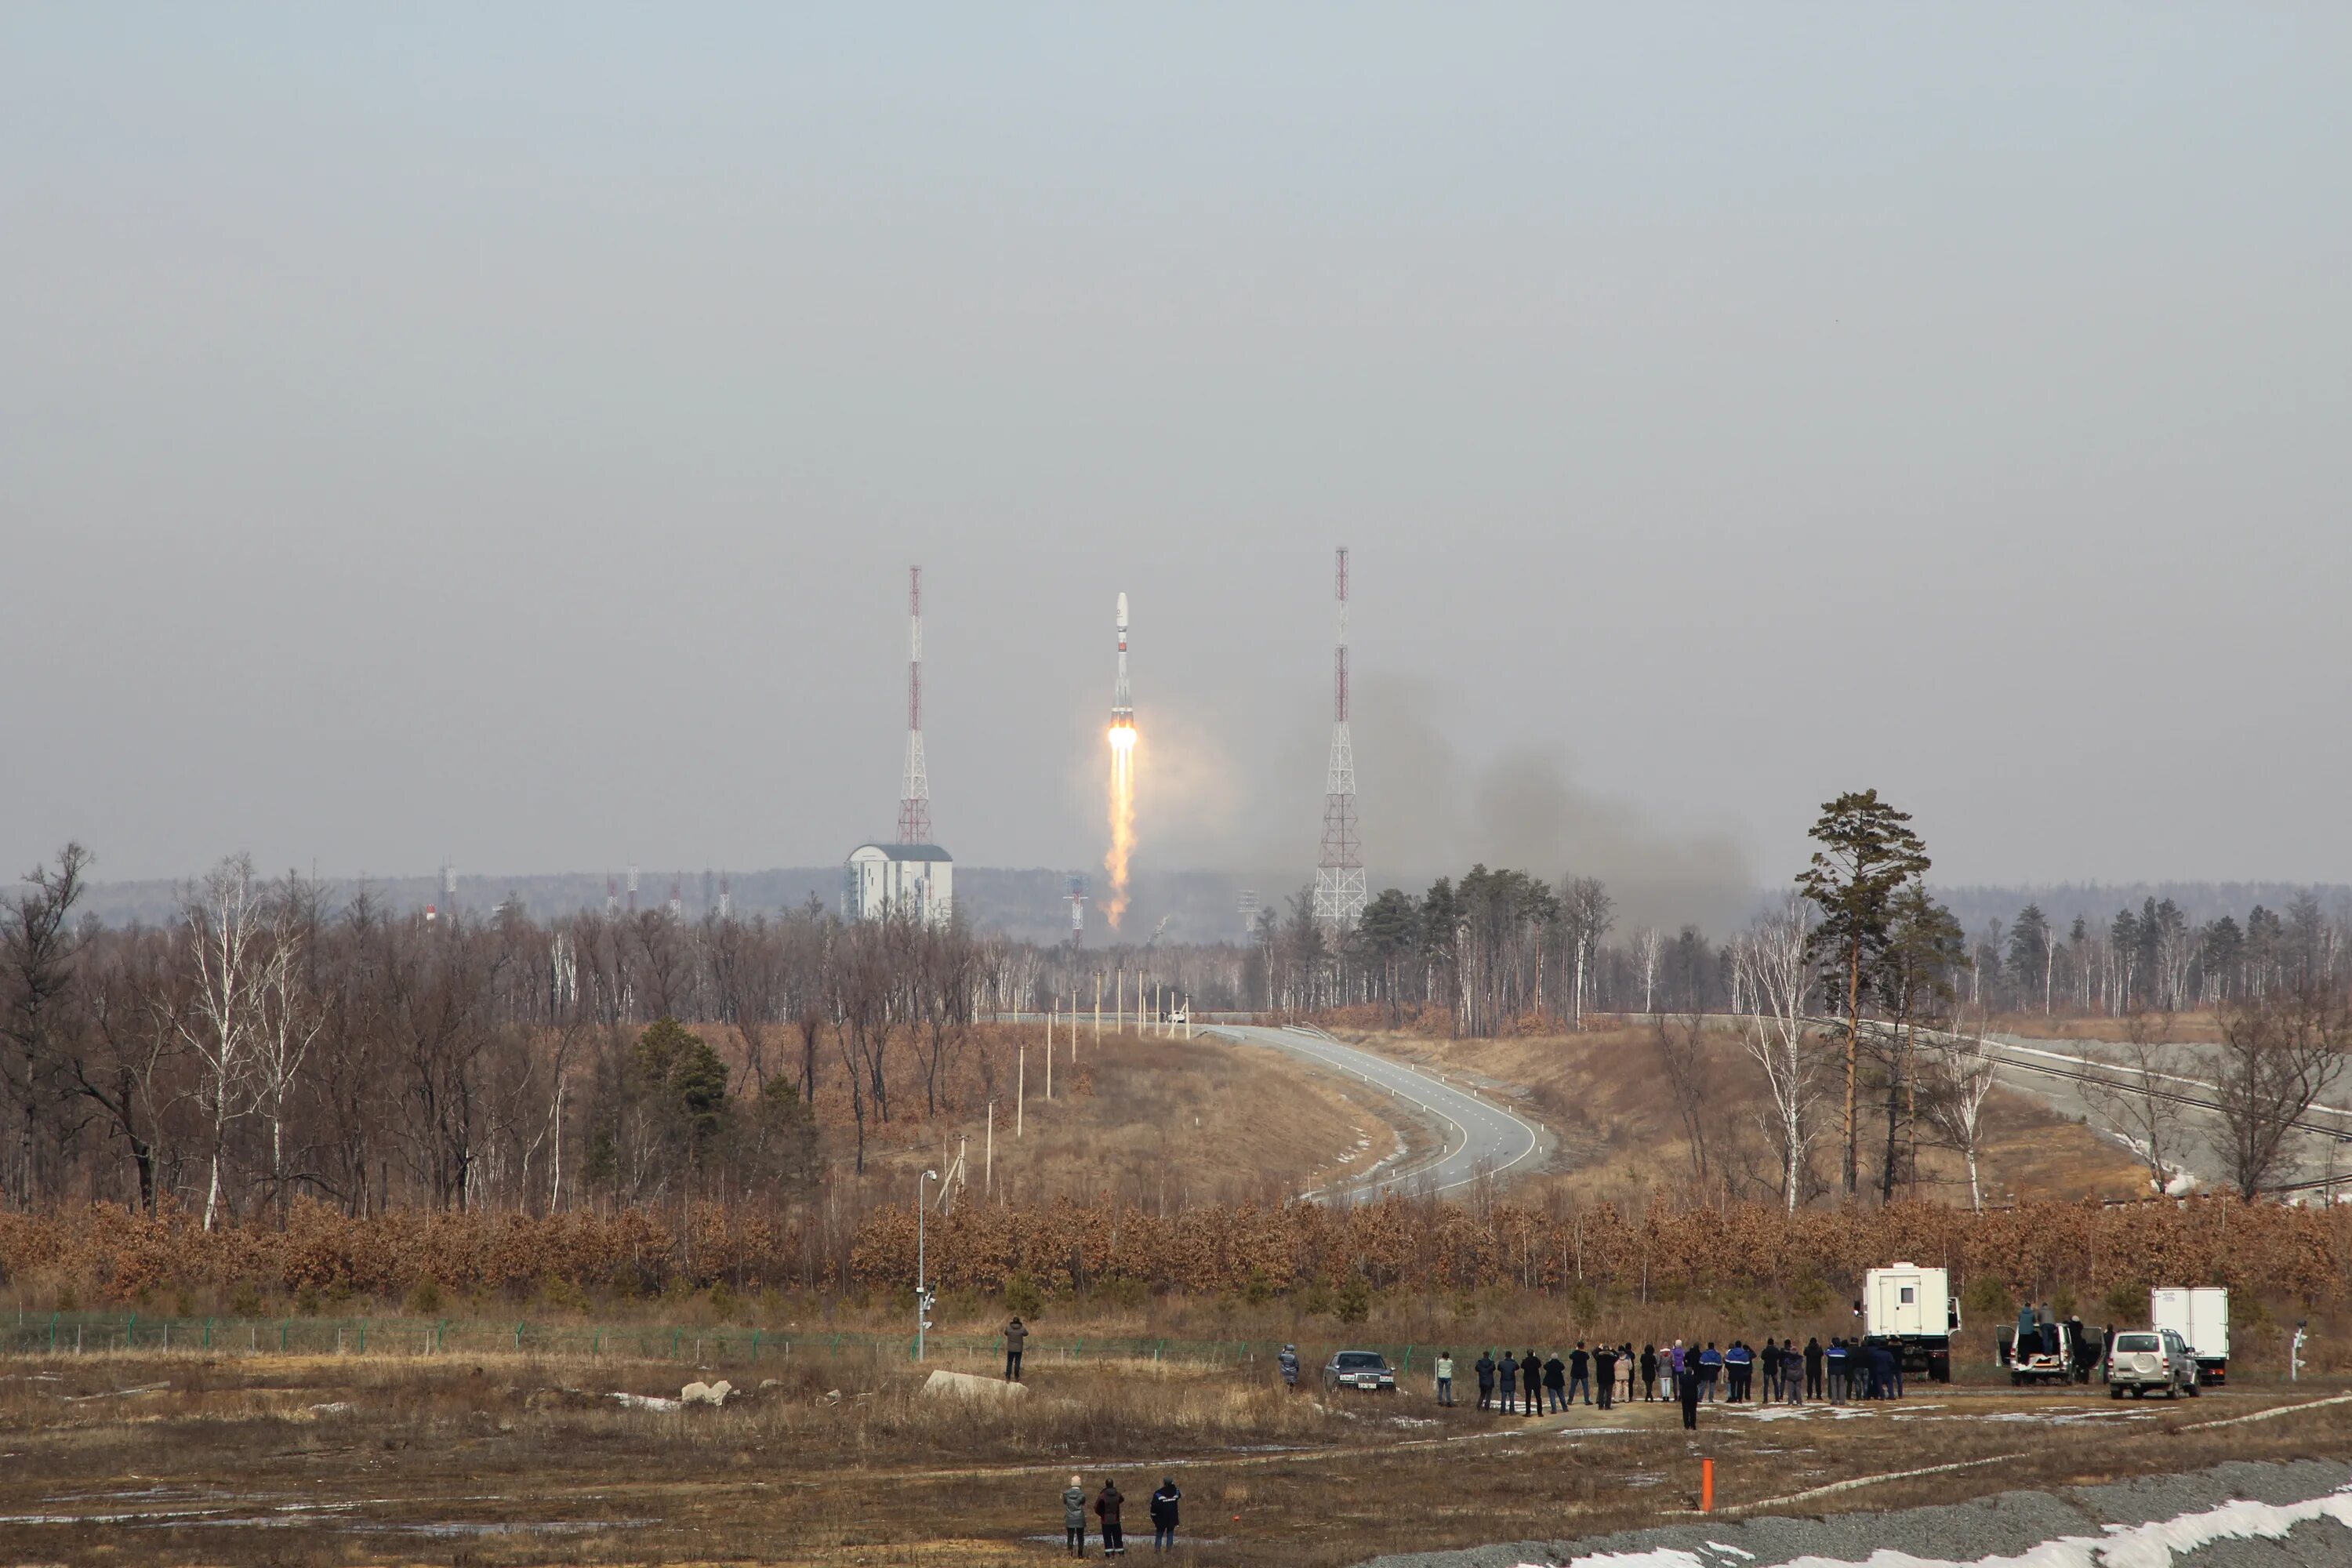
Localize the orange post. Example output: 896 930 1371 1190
1701 1457 1715 1512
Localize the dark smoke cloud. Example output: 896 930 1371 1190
1355 674 1757 932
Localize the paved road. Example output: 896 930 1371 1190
1205 1024 1543 1200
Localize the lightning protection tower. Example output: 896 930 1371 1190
898 564 932 844
1312 547 1366 927
1066 874 1087 948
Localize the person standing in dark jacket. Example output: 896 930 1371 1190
1678 1352 1701 1430
1475 1350 1497 1410
1594 1343 1617 1410
1568 1342 1591 1405
1004 1316 1029 1381
1524 1349 1544 1415
1497 1352 1518 1413
1640 1344 1660 1400
1761 1338 1782 1402
1542 1352 1566 1413
1804 1336 1824 1400
1148 1479 1180 1552
1094 1479 1126 1556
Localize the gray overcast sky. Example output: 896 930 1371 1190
5 5 2349 895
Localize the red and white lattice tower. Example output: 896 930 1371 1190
897 565 932 844
1312 547 1365 926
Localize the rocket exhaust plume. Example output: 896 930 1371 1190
1105 592 1136 927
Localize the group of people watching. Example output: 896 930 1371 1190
1061 1475 1181 1557
1439 1335 1914 1427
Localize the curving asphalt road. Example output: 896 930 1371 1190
1205 1024 1544 1201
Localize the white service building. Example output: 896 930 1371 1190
844 843 953 924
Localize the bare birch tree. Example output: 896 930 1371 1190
1923 1011 2001 1210
180 855 270 1229
1733 895 1820 1211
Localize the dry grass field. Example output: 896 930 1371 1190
3 1341 2347 1566
1331 1020 2150 1208
868 1029 1426 1209
1985 1011 2225 1044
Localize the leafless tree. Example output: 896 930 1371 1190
2210 981 2351 1198
179 856 272 1228
1733 895 1820 1211
1635 926 1664 1015
1558 877 1613 1028
252 873 325 1220
1922 1010 2002 1210
2080 1011 2191 1196
1 844 89 1210
1652 1005 1711 1183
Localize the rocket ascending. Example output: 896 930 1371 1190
1112 592 1133 724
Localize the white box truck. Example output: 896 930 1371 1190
2149 1287 2229 1385
1864 1263 1958 1382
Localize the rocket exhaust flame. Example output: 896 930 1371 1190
1105 592 1135 926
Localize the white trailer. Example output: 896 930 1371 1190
1863 1263 1958 1381
2150 1287 2230 1385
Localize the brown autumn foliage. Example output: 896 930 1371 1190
3 1192 2349 1308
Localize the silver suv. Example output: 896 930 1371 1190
2107 1328 2199 1399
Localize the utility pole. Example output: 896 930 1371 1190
985 1102 993 1196
916 1169 938 1360
1017 1046 1025 1138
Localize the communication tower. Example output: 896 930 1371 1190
898 565 932 844
1066 874 1087 948
1312 547 1366 926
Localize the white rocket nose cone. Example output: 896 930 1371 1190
1116 591 1128 631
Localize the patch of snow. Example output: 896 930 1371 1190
1512 1485 2352 1568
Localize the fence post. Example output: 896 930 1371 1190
1403 1345 1414 1374
751 1330 762 1362
47 1312 56 1353
359 1320 368 1355
127 1312 138 1352
514 1321 524 1352
281 1319 289 1352
204 1318 212 1351
672 1327 682 1359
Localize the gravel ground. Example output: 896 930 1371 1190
1354 1459 2352 1568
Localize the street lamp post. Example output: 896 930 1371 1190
916 1168 939 1361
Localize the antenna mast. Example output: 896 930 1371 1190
898 564 932 844
1313 546 1365 927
